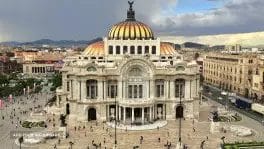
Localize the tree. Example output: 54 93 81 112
50 73 62 91
0 74 9 87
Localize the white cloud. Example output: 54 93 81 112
0 0 263 41
150 0 264 36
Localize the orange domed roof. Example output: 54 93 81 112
160 43 176 55
82 41 104 56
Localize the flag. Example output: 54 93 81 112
0 99 4 109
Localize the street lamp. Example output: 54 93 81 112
178 82 184 147
113 86 117 148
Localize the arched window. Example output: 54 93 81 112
107 80 118 98
130 46 135 54
155 79 164 97
87 66 96 72
127 67 144 99
108 46 113 54
86 80 98 99
176 66 185 71
123 46 128 54
175 79 185 98
137 46 142 54
116 46 120 54
145 46 149 54
151 46 156 54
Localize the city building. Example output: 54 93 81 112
251 56 264 103
203 53 258 98
21 51 65 76
55 3 200 125
0 54 22 74
224 44 242 53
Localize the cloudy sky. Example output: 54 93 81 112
0 0 263 42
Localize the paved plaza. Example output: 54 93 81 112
1 94 264 149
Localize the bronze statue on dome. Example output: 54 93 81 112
128 1 134 10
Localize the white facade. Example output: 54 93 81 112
55 4 200 125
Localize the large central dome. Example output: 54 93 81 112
108 2 154 40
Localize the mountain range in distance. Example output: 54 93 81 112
1 31 264 48
0 38 102 47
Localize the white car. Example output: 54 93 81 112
218 97 223 100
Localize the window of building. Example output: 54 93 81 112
67 81 70 92
139 85 143 98
175 79 185 98
128 85 143 99
137 46 142 54
86 80 98 99
108 46 113 54
155 79 164 97
128 85 133 98
248 70 252 75
145 46 149 54
116 46 120 54
130 46 135 54
151 46 156 54
123 46 128 54
107 80 117 98
256 68 259 75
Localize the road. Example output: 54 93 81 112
202 83 264 125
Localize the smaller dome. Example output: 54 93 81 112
160 43 176 55
82 41 104 56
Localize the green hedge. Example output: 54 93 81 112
21 121 47 128
224 141 264 149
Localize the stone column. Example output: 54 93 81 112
185 79 190 99
119 106 121 121
132 107 134 123
118 81 122 99
142 107 144 124
163 104 166 119
81 80 86 100
103 80 107 100
170 80 175 98
150 80 154 98
149 106 152 121
123 107 126 123
191 79 196 98
145 81 149 98
73 80 80 100
98 80 103 100
165 80 169 99
115 105 118 121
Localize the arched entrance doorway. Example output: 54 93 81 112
66 103 70 115
88 108 96 121
176 105 183 119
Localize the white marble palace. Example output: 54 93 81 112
55 2 200 125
